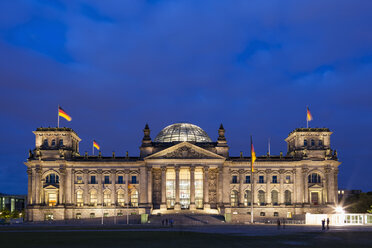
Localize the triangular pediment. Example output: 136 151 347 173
145 142 225 160
43 184 58 190
309 184 323 189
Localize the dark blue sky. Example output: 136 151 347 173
1 0 372 194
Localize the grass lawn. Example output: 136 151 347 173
0 231 371 248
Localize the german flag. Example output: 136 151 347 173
251 137 256 172
93 140 100 150
58 106 72 121
307 107 313 122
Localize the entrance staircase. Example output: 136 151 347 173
149 213 225 225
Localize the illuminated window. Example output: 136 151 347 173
76 213 81 219
260 212 265 216
179 169 190 209
103 190 111 206
258 190 265 206
48 193 57 206
232 175 238 184
117 190 125 206
274 212 279 217
130 189 138 207
90 213 95 218
166 169 175 209
244 190 251 206
76 190 83 206
272 175 278 183
90 190 97 206
76 176 83 184
285 175 291 184
195 170 203 209
230 190 238 207
271 190 279 206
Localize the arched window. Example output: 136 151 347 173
244 190 251 206
43 139 48 147
90 190 97 206
308 173 321 183
318 140 323 146
103 190 111 206
285 190 292 205
46 173 59 184
258 190 266 206
59 139 63 146
304 139 307 146
51 139 56 146
117 190 125 206
76 190 83 206
230 190 238 207
311 139 315 146
271 190 279 206
130 189 138 207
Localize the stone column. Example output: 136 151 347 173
83 169 89 205
97 169 103 205
190 166 196 210
58 168 65 205
70 169 75 205
266 169 271 205
279 169 285 205
32 168 37 205
222 166 230 207
292 169 297 204
174 166 181 210
147 167 152 205
27 169 33 205
295 168 303 204
303 168 309 203
160 166 167 210
203 166 210 209
35 167 42 205
333 168 339 204
139 167 147 206
111 169 116 206
124 170 130 206
239 169 245 206
65 168 72 204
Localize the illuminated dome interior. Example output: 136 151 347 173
154 123 212 143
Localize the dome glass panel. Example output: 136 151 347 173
154 123 212 143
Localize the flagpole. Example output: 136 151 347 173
250 136 254 224
57 105 60 128
268 137 271 156
92 141 94 156
306 106 309 128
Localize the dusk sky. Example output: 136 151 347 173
1 0 372 194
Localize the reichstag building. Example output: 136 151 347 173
25 123 340 222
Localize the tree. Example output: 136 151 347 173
344 192 372 213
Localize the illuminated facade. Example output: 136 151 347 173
25 123 340 222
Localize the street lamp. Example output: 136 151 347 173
335 206 345 214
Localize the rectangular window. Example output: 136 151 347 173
274 212 279 217
90 213 95 218
77 176 83 184
91 176 96 184
260 212 265 216
245 176 250 184
259 176 264 183
232 175 238 184
76 213 81 219
104 176 110 184
285 175 291 184
104 213 109 218
272 175 278 183
118 176 124 184
131 176 137 184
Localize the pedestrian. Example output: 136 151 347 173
322 219 325 231
165 218 168 226
282 218 285 229
171 218 174 227
326 218 330 230
277 218 281 230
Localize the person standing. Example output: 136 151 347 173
326 218 330 230
277 219 281 230
322 219 325 231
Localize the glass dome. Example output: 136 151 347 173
154 123 212 143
